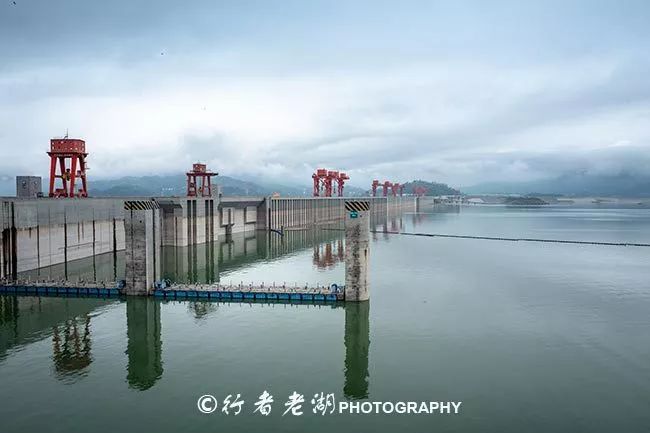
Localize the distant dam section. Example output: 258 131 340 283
1 195 415 279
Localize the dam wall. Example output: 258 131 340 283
0 196 261 277
157 197 219 246
1 194 415 278
1 198 125 280
264 196 415 231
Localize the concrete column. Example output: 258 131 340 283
344 200 370 301
124 201 161 296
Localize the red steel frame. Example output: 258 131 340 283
371 180 379 196
187 163 217 197
312 168 328 196
381 181 392 197
337 172 349 196
372 180 404 197
47 138 88 198
414 186 427 196
312 168 349 197
391 182 401 197
325 170 338 197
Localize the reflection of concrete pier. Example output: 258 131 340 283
126 298 163 390
0 294 164 390
344 301 370 399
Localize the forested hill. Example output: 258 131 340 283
401 180 461 196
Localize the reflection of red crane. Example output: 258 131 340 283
313 240 345 269
52 316 92 378
312 168 349 196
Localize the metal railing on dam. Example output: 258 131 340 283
0 281 342 302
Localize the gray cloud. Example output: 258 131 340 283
1 0 650 193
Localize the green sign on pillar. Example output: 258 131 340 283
350 211 358 219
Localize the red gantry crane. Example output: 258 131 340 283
381 181 392 197
186 163 218 197
371 180 405 197
312 168 328 196
47 137 89 198
413 185 427 196
312 168 349 197
325 170 338 197
371 180 380 196
337 172 349 196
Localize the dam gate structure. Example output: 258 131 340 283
0 194 412 301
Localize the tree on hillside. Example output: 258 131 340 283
401 180 460 196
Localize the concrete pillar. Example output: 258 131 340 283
124 201 161 296
344 200 370 301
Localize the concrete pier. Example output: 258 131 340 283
124 201 162 296
344 200 370 301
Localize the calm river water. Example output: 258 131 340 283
1 205 649 432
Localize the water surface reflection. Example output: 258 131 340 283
344 301 370 399
52 316 92 382
126 298 163 390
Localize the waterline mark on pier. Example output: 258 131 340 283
197 392 461 416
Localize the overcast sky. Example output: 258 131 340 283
1 0 650 190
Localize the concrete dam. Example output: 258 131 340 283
1 195 415 297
